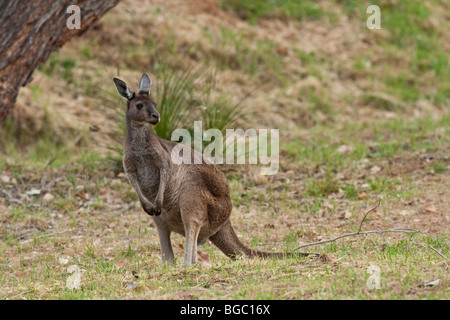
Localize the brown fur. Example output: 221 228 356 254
114 74 312 266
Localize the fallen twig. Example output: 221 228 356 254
292 228 425 251
2 189 22 204
292 199 436 253
17 228 78 243
429 245 448 260
357 198 381 233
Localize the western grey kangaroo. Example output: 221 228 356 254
113 73 312 266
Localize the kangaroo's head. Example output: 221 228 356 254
113 73 160 126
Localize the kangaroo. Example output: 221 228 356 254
113 73 312 266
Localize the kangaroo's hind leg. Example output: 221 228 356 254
180 207 206 266
154 219 175 265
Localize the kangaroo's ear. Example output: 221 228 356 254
139 73 152 94
113 78 134 100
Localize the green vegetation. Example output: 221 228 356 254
220 0 324 23
152 65 195 140
153 65 247 141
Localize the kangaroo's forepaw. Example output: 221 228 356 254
142 203 161 216
151 207 162 216
154 198 163 216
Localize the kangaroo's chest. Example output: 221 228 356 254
130 153 160 194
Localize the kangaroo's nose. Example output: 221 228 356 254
150 113 160 123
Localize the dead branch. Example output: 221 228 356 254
292 199 444 260
2 189 22 204
18 228 78 243
429 245 448 260
357 198 381 233
292 228 426 251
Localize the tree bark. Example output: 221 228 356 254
0 0 121 122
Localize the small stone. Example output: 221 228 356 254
370 165 382 174
337 145 354 154
26 189 41 196
43 193 55 202
124 282 137 290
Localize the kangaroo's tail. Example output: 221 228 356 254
209 219 315 259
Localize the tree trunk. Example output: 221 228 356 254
0 0 121 122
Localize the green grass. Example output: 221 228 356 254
3 136 448 287
152 64 196 140
198 71 249 134
39 54 77 84
150 64 252 154
1 226 448 299
202 26 285 83
284 116 449 171
373 1 448 105
220 0 323 24
0 119 105 172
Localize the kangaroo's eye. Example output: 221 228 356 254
136 103 144 110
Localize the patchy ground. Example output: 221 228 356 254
0 0 449 299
